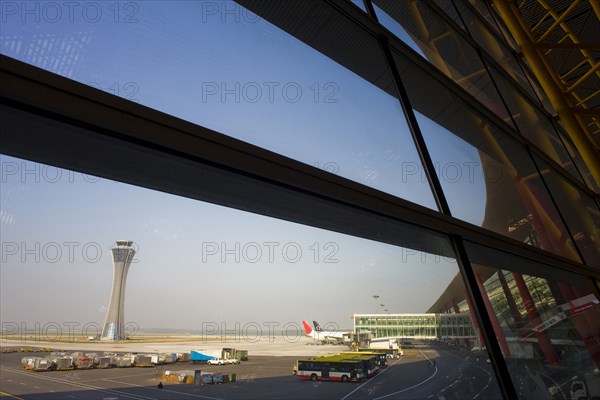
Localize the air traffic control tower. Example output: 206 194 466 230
101 240 136 340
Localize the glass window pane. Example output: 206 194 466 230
431 0 467 31
372 0 514 128
450 0 549 111
521 67 557 116
371 3 429 59
558 128 600 193
349 0 367 12
534 156 600 267
465 241 600 400
0 0 437 209
391 49 581 261
461 0 504 38
485 62 579 178
0 154 504 399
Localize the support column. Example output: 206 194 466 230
557 283 600 368
452 299 468 348
493 0 600 185
497 271 524 330
512 273 558 365
475 273 511 356
464 289 484 349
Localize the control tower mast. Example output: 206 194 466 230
101 240 136 340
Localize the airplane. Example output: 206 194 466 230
302 320 351 345
302 320 403 350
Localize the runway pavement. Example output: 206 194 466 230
0 341 504 399
1 336 345 357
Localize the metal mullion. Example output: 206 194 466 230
356 6 589 395
5 55 599 284
5 1 599 273
450 235 519 400
453 0 521 52
423 44 597 200
441 1 586 187
449 0 591 200
530 151 588 265
363 0 452 216
334 0 600 209
427 0 555 124
476 45 594 194
364 5 516 395
450 0 523 136
333 1 594 199
481 0 522 54
390 28 598 202
382 0 598 199
550 118 597 193
477 50 524 133
592 279 600 302
451 0 555 113
528 111 599 198
450 0 541 132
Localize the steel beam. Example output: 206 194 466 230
493 0 600 184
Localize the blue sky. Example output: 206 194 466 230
0 154 461 331
0 1 486 332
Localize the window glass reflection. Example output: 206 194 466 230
392 49 580 261
0 0 436 209
486 63 577 176
0 154 504 399
533 156 600 268
372 0 513 128
466 241 600 400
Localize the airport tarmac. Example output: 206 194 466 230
1 336 345 356
0 341 503 399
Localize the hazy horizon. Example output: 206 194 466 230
1 155 461 335
1 0 483 339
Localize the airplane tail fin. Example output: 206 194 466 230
313 321 323 332
302 320 313 335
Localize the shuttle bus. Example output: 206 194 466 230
338 353 380 376
296 357 364 382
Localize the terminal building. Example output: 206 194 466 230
354 313 476 342
1 1 598 399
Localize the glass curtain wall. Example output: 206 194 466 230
1 1 598 399
466 241 600 400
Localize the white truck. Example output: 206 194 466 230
207 357 239 365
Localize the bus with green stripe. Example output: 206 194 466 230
337 353 380 376
296 356 365 382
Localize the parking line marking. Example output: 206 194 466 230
372 350 438 400
340 358 400 400
0 391 25 400
102 378 224 400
